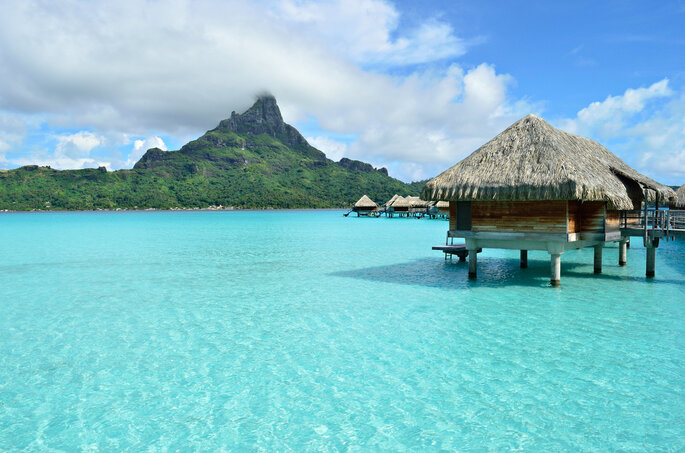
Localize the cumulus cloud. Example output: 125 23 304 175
126 136 167 167
561 79 672 138
306 136 349 162
560 80 685 184
274 0 466 66
10 130 108 170
11 155 110 170
0 0 530 180
334 63 527 170
55 131 103 158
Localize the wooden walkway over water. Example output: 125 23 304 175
619 208 685 240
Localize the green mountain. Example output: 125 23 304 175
0 96 425 210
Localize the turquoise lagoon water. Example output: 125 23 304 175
0 210 683 451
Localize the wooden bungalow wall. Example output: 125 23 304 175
606 210 620 232
449 200 617 235
470 201 567 233
568 201 617 234
579 201 605 233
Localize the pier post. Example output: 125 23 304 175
646 243 656 278
619 238 628 266
593 244 603 274
550 253 561 286
468 249 478 279
520 250 528 268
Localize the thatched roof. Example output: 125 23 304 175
436 200 449 209
423 114 675 210
676 184 685 208
406 196 430 208
385 194 400 207
390 196 410 208
354 195 377 208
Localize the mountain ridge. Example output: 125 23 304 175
0 96 424 210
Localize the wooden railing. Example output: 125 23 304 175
620 209 685 240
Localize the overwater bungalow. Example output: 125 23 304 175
351 195 378 217
407 197 430 216
386 194 400 207
423 114 676 286
382 194 400 216
436 200 450 217
389 196 411 217
426 200 449 219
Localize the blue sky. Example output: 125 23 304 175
413 1 685 114
0 0 683 184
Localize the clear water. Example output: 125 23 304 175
0 210 683 451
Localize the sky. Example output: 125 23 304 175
0 0 683 184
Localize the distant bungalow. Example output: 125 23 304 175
426 200 450 219
406 196 430 215
385 194 400 208
351 195 378 217
388 196 410 217
423 114 676 286
675 184 685 208
381 194 399 216
436 200 449 216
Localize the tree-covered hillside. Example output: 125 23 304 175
0 96 426 210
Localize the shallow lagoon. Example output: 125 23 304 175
1 210 683 450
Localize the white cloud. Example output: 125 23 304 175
327 63 529 175
8 130 107 170
560 81 685 185
275 0 466 66
133 136 166 153
306 136 349 161
126 136 167 167
11 156 108 170
55 131 103 158
562 79 672 138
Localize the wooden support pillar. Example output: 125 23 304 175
646 244 656 278
593 244 603 274
550 253 561 286
619 239 628 266
520 250 528 268
468 249 478 279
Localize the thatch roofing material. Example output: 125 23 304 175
436 200 449 209
390 196 410 208
354 195 377 208
385 194 400 207
406 196 430 208
423 114 675 210
676 184 685 208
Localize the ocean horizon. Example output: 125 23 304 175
1 210 683 450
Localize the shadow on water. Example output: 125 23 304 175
561 270 684 286
330 257 685 290
330 257 556 289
